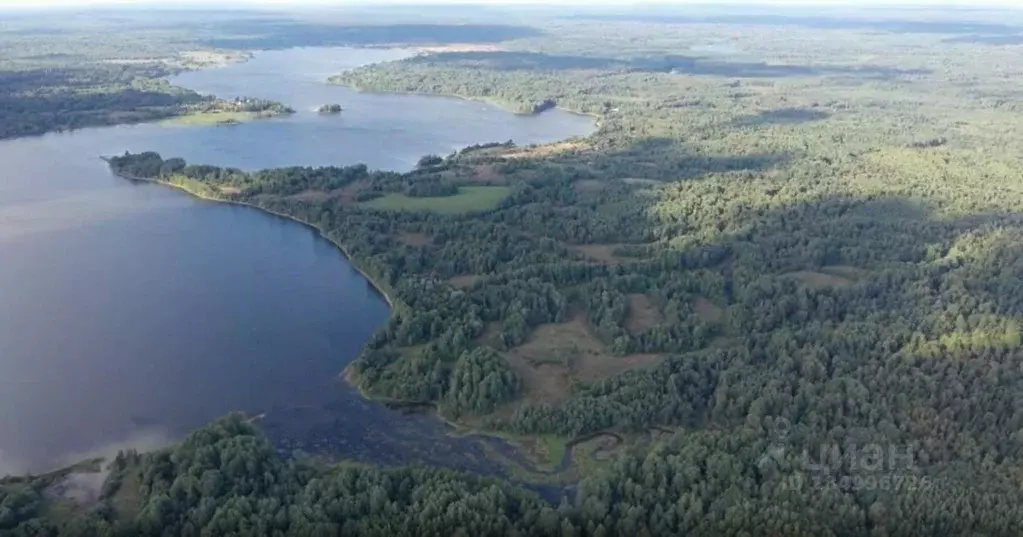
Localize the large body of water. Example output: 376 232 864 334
0 47 593 475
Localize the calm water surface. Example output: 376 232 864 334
0 47 593 475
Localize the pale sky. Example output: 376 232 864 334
1 0 1021 8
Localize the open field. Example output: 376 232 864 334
499 314 664 407
362 186 511 214
503 141 585 160
161 111 261 126
625 293 663 333
693 297 725 323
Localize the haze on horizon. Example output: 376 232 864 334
2 0 1022 9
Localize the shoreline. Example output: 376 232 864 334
328 81 602 127
105 166 396 310
103 164 542 448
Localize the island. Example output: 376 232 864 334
318 103 344 114
168 97 296 126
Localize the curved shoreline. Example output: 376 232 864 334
105 165 408 407
107 166 395 311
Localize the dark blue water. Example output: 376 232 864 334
0 47 593 475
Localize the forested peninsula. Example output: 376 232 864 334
8 7 1023 537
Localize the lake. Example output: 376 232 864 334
0 47 593 475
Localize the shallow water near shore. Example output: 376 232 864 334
0 46 594 475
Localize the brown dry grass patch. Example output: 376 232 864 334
217 186 242 195
693 297 724 323
625 294 662 333
785 270 855 289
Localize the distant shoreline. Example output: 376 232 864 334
328 81 601 127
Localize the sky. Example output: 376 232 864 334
0 0 1021 8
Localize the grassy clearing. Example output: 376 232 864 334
109 469 142 522
693 297 725 323
625 293 662 333
162 111 260 126
572 434 625 474
500 314 664 407
503 141 585 160
534 435 568 468
362 186 511 214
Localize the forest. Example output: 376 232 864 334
11 4 1023 536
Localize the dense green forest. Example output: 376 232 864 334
6 414 1023 536
13 5 1023 535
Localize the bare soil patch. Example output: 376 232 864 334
785 270 855 289
625 294 662 333
693 297 724 323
